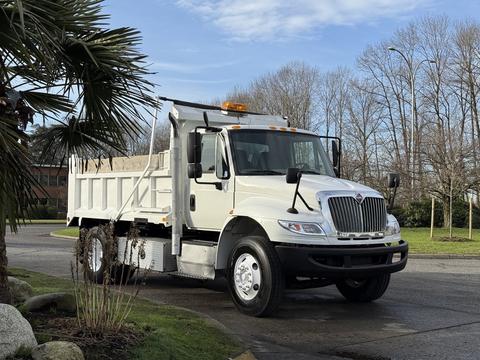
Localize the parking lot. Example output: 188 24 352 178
6 225 480 360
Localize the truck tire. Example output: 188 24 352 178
82 226 134 284
226 236 284 317
335 274 390 302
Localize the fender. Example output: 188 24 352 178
215 196 324 270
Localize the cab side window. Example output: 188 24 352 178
216 136 229 179
201 134 216 173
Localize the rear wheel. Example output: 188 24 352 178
81 226 134 284
335 274 390 302
227 236 284 317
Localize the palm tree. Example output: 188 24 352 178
0 0 155 303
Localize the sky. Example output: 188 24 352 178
102 0 480 122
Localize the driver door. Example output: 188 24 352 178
189 133 233 230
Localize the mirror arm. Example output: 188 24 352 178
287 172 314 213
337 141 342 177
287 174 302 214
297 192 314 211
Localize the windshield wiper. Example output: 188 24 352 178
242 170 284 175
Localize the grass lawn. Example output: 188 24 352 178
8 219 67 225
8 268 241 360
51 227 79 238
402 227 480 255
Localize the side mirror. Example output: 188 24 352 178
388 173 400 188
188 163 202 179
332 140 339 168
187 132 202 164
286 167 301 184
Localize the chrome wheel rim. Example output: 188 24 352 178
88 237 103 273
233 253 261 301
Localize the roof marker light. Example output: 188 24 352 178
222 101 247 112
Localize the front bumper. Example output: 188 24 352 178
275 240 408 279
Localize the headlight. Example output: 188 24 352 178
278 220 326 235
385 214 401 236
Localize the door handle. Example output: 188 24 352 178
190 194 196 211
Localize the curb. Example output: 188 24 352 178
49 232 78 240
409 254 480 260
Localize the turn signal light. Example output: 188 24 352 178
222 101 247 112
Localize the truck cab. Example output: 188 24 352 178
67 98 408 317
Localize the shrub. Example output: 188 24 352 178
398 200 443 228
28 205 58 219
452 199 468 228
456 200 480 229
391 199 442 228
392 198 480 229
72 223 151 336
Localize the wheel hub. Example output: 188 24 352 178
233 253 261 301
88 237 103 273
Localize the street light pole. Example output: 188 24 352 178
388 47 435 198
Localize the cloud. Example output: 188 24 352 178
156 76 234 84
175 0 430 41
151 60 241 74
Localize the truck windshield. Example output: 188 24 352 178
229 130 335 177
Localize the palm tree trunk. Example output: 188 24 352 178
0 221 11 304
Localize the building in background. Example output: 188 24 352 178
31 164 68 218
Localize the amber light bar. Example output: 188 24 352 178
221 101 248 112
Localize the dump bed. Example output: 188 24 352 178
67 151 173 226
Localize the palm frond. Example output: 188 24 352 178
0 115 39 232
60 26 155 141
21 90 73 114
35 115 128 166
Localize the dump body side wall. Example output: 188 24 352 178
67 153 173 226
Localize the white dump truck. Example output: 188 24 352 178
67 97 408 316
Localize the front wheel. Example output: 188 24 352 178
227 236 284 317
336 274 391 302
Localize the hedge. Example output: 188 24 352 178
391 199 480 228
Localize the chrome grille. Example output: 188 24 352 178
328 196 387 233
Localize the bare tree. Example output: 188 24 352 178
217 15 480 225
224 62 319 130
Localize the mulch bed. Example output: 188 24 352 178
432 236 474 243
23 312 146 360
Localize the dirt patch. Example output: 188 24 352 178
23 312 146 360
432 236 474 243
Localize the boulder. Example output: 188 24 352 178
0 303 37 359
31 341 84 360
8 276 34 304
24 293 76 314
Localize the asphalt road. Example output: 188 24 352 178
6 225 480 360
